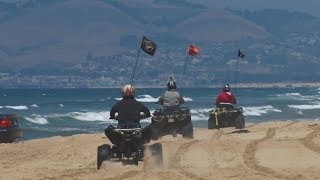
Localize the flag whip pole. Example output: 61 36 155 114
180 54 189 89
131 47 141 86
234 55 239 96
179 52 190 109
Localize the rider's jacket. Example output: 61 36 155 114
215 91 237 106
110 95 151 124
157 90 185 108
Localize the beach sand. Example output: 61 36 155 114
0 120 319 180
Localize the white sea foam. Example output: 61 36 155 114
191 114 209 121
115 94 192 102
296 110 303 115
59 104 64 107
136 94 159 102
242 105 282 116
191 108 213 114
68 111 110 122
25 115 48 125
288 104 320 110
284 93 301 96
274 92 314 101
5 105 28 110
140 118 152 123
184 97 193 101
30 104 39 108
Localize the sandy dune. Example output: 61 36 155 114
0 120 319 180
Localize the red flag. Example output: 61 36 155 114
188 44 199 56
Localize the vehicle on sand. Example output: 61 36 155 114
150 107 193 139
97 126 163 169
0 114 22 143
208 103 245 129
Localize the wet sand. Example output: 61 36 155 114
0 120 319 180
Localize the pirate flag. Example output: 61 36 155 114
140 36 157 56
238 49 245 58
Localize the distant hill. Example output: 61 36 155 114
0 0 319 86
0 0 269 73
228 9 320 37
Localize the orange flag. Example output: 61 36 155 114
188 44 199 56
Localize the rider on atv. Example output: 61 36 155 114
157 77 185 109
151 77 193 139
208 84 245 130
216 84 237 106
105 84 151 153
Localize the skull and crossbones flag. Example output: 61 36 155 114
140 36 157 56
238 49 245 58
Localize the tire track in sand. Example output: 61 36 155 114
210 129 224 140
301 126 320 154
167 130 223 179
243 128 283 178
168 140 206 180
52 168 142 180
243 122 305 180
106 170 143 180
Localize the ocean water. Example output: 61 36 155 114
0 87 320 140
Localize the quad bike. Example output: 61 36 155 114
151 106 193 139
208 103 245 129
97 117 163 169
0 114 22 143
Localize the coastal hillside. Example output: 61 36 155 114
0 0 268 71
0 0 319 87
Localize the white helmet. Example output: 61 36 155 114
122 84 135 96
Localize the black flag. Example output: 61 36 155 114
140 36 157 56
238 49 245 58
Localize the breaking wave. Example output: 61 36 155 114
4 105 28 110
115 94 193 102
25 115 49 125
288 104 320 110
242 105 282 116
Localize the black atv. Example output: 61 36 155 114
151 107 193 139
208 103 245 129
97 126 163 169
0 114 22 143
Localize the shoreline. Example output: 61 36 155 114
1 82 320 89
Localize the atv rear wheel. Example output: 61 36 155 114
150 143 163 169
235 114 245 129
97 144 111 170
208 118 214 129
182 121 194 139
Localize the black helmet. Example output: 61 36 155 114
167 77 177 90
223 84 230 92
